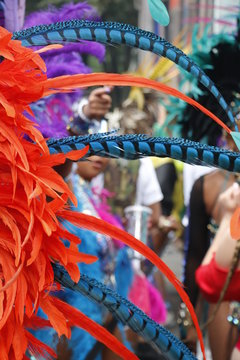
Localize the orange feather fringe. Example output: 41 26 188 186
0 27 139 359
0 26 208 359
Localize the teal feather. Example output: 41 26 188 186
147 0 170 26
231 132 240 150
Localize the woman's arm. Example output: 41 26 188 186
203 182 240 269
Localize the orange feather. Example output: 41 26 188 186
59 211 206 360
230 207 240 240
0 26 208 359
25 330 57 360
45 73 231 134
52 296 139 360
39 296 70 338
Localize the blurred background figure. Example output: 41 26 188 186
174 18 240 359
195 182 240 360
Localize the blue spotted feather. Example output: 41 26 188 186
12 20 237 131
47 133 240 173
53 264 197 360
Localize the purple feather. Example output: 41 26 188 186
18 0 26 29
41 42 105 63
2 0 25 32
24 2 105 72
45 53 91 77
30 97 73 138
24 2 105 138
0 11 4 28
24 2 105 63
24 2 100 28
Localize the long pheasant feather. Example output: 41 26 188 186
54 265 197 360
43 72 231 134
12 20 237 130
47 133 240 173
58 211 206 360
48 295 139 360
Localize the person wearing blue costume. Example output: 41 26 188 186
22 3 124 359
56 155 128 360
30 150 131 360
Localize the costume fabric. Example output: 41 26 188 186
196 254 240 303
33 172 127 359
136 158 163 206
236 337 240 351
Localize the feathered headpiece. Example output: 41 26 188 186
116 30 190 135
175 21 240 145
2 2 240 358
23 2 105 138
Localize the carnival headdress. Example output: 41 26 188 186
1 1 240 359
176 21 240 145
23 2 106 139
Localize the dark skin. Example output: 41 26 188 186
83 87 112 120
200 184 240 360
183 170 238 356
55 86 112 179
77 156 109 181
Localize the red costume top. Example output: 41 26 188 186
196 254 240 303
